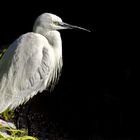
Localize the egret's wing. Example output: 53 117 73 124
0 33 52 109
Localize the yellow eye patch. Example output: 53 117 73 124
53 21 59 26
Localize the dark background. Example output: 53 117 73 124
0 1 138 140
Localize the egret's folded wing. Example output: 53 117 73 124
0 33 52 110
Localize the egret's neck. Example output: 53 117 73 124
45 31 62 49
46 31 62 63
33 26 62 59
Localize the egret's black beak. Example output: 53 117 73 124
60 22 91 32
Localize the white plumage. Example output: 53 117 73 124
0 13 89 113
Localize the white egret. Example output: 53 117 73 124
0 13 90 113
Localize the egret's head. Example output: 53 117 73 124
33 13 90 33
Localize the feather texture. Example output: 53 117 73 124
0 32 62 112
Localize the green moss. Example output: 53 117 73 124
0 121 38 139
0 123 38 139
0 109 14 121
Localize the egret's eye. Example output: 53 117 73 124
53 21 59 26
